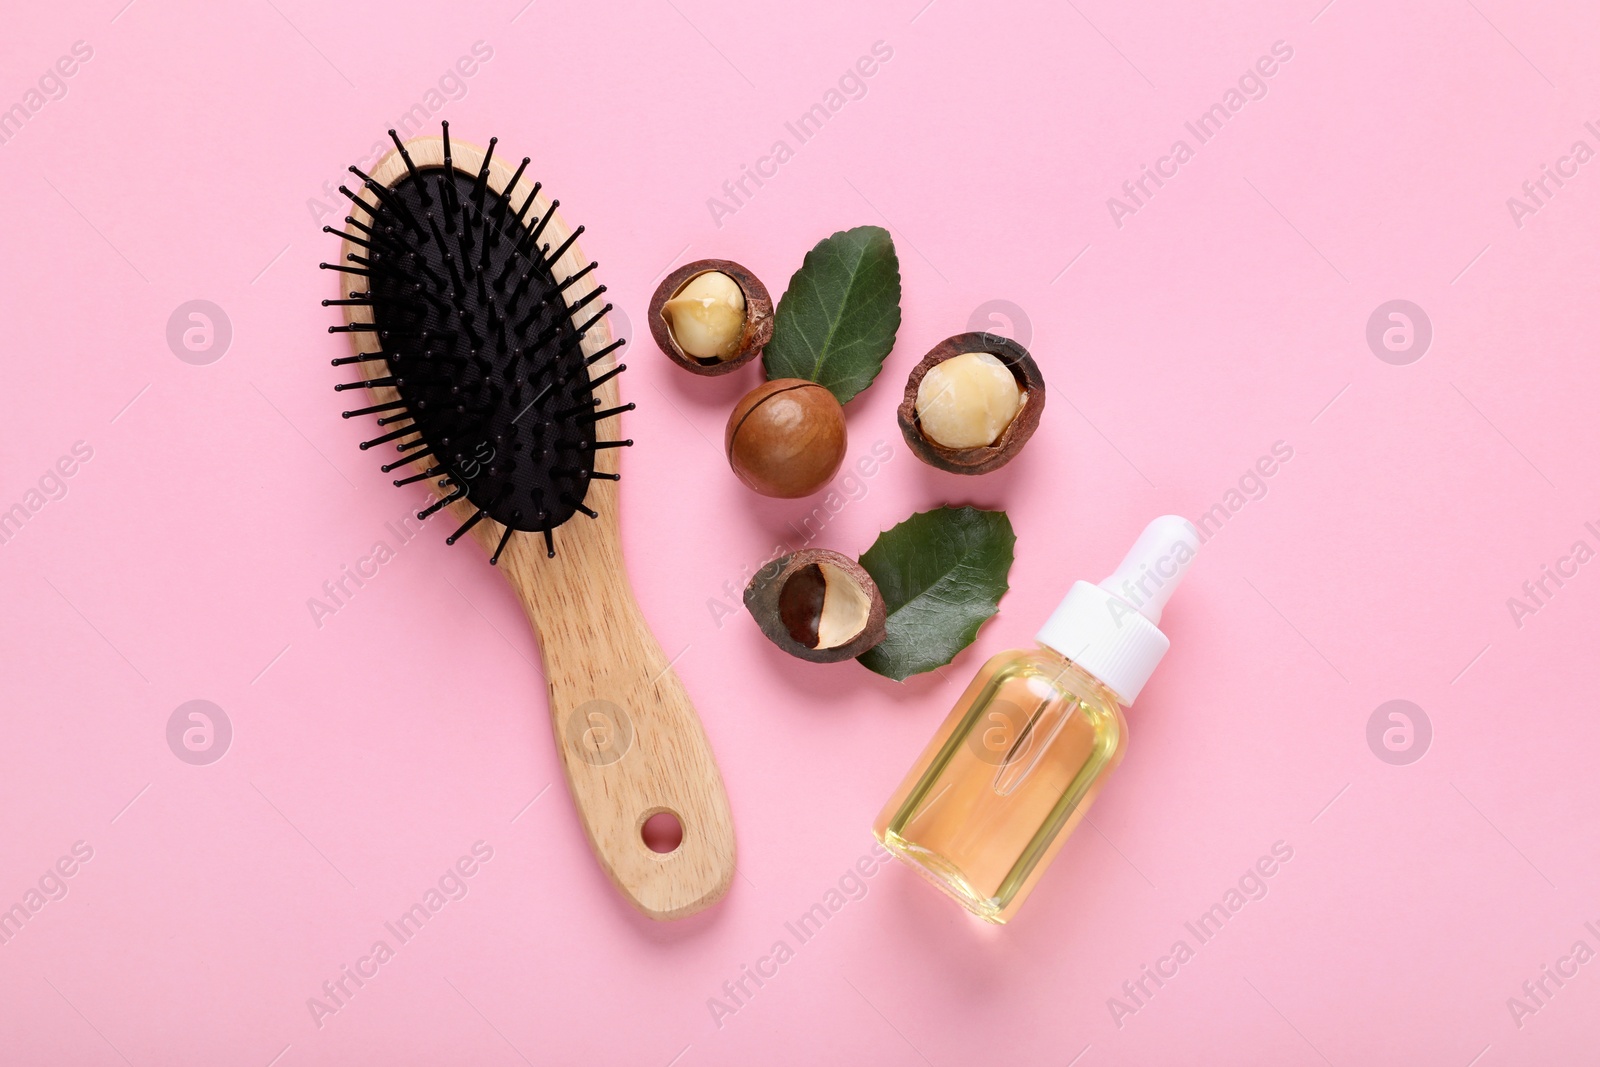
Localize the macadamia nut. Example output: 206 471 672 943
745 548 887 662
915 351 1023 449
725 379 847 498
662 271 746 361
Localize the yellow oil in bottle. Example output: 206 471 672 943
872 516 1201 924
873 648 1126 923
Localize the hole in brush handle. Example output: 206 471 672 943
641 810 684 854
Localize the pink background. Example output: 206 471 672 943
2 0 1597 1062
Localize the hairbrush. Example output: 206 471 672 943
320 122 735 920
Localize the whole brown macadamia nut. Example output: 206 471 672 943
725 379 847 498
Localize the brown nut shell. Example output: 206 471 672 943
897 332 1046 475
725 378 847 498
743 549 886 663
648 259 773 375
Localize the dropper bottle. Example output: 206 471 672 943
872 516 1199 923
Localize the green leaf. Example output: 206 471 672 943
763 225 902 404
856 507 1016 681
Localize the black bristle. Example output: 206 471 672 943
555 261 598 293
514 182 542 226
584 337 626 364
543 226 584 270
490 525 515 565
393 465 444 486
381 450 433 473
446 508 487 545
440 121 457 227
418 489 465 520
525 199 559 250
331 351 391 366
324 123 625 559
389 129 431 207
587 363 626 391
332 376 396 391
562 495 598 520
328 226 377 250
554 398 601 420
359 426 416 450
337 185 378 215
343 400 406 419
472 137 497 208
500 157 530 220
565 305 612 348
577 403 634 424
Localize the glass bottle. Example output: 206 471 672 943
873 516 1200 923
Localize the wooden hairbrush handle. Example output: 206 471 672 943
488 516 736 920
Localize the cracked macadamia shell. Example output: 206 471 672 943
743 549 887 663
898 332 1046 474
649 259 773 375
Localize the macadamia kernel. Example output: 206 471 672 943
915 351 1023 449
662 271 746 360
814 562 873 649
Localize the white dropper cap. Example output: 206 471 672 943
1034 515 1200 705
